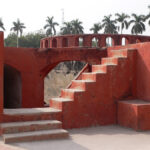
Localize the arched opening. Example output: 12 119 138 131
44 61 86 104
79 37 83 47
45 40 48 48
4 64 22 108
62 38 68 47
106 37 113 47
122 37 129 46
92 37 99 47
52 38 57 48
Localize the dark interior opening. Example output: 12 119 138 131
4 64 22 108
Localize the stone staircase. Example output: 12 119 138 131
50 48 137 129
0 48 138 143
0 108 69 143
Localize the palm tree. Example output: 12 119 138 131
44 16 59 36
90 23 102 34
0 18 5 31
60 22 73 35
128 14 146 35
10 19 26 47
102 15 118 34
71 19 84 34
115 13 130 34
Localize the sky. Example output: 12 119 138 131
0 0 150 37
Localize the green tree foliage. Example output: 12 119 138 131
60 22 73 35
5 31 46 48
102 15 118 34
128 14 146 34
60 19 84 35
10 19 26 47
71 19 84 34
115 13 130 34
44 16 59 36
5 33 17 47
0 18 5 31
90 23 102 34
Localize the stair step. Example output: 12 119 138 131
61 89 84 99
101 57 118 65
92 65 107 73
3 129 69 143
109 49 128 57
4 108 61 115
50 98 73 110
70 80 95 90
92 64 117 73
51 97 72 102
3 108 61 123
82 72 106 80
0 120 62 134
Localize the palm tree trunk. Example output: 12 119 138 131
17 31 19 48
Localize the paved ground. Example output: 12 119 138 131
1 125 150 150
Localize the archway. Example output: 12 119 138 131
44 61 86 104
92 37 99 47
52 38 57 48
62 38 68 47
106 37 113 47
79 37 83 47
4 64 22 108
122 37 129 46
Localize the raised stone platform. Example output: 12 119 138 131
118 100 150 131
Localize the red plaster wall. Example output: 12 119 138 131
118 101 138 130
118 101 150 131
108 42 150 101
3 46 107 108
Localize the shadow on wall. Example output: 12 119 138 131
4 64 22 108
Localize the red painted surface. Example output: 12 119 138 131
41 34 150 48
118 100 150 131
50 48 137 128
4 46 107 108
108 42 150 101
1 32 150 131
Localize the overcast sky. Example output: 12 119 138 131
0 0 150 37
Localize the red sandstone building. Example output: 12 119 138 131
1 31 150 143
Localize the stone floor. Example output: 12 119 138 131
1 125 150 150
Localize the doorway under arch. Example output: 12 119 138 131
4 64 22 108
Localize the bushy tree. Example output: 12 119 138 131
5 31 46 48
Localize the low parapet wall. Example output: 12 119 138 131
40 34 150 48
